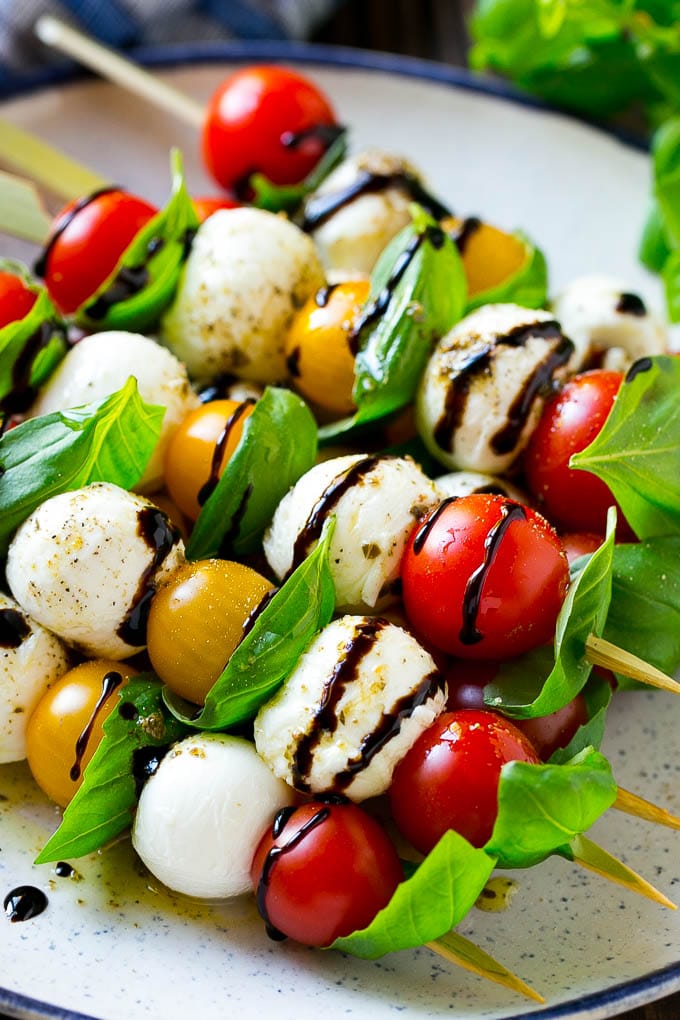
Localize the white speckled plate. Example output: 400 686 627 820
0 43 679 1020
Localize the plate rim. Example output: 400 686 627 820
0 38 675 1020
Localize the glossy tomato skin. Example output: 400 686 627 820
202 65 337 192
523 370 626 534
39 189 157 315
250 800 403 947
401 494 569 660
192 195 239 223
0 270 38 327
389 709 540 852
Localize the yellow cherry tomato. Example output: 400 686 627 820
443 216 527 297
26 659 137 807
146 558 275 705
163 398 255 521
285 279 370 416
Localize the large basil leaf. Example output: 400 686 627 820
78 150 199 332
603 536 680 684
165 521 336 730
35 675 191 863
332 829 495 959
0 264 67 414
549 669 613 764
186 387 318 560
319 205 466 441
485 511 615 718
0 377 164 558
465 231 548 312
485 748 617 869
571 355 680 538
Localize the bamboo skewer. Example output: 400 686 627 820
585 634 680 695
35 16 205 130
427 931 545 1003
0 118 108 203
614 786 680 830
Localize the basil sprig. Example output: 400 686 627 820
485 510 615 719
78 150 199 332
0 377 164 558
250 129 348 214
639 117 680 322
0 259 67 414
465 230 548 312
35 675 192 864
332 829 495 959
485 747 617 869
320 204 467 441
165 520 336 730
571 355 680 539
186 387 318 561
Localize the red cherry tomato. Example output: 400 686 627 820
38 189 158 314
389 709 540 852
202 65 338 193
0 271 38 327
250 800 403 947
401 494 569 660
560 531 604 565
523 370 628 534
191 195 239 223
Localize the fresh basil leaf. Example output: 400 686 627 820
186 387 318 561
484 747 617 869
548 668 613 763
485 511 615 718
251 129 348 214
319 205 466 441
571 355 680 538
652 115 680 247
639 201 671 274
603 536 680 684
662 247 680 322
465 231 548 312
78 150 199 332
0 268 67 414
35 675 191 863
331 829 495 958
165 520 336 730
0 377 164 558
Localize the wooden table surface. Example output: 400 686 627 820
316 4 680 1020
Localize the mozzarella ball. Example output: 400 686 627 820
6 482 185 660
435 470 529 504
417 304 573 474
0 593 70 764
255 615 446 802
30 331 198 493
552 275 667 372
263 453 439 611
132 733 295 898
301 150 423 276
160 207 325 384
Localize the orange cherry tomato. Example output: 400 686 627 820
192 195 240 223
26 659 137 807
146 558 275 704
285 279 369 416
163 398 256 521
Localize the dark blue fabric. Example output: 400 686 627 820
58 0 141 46
198 0 287 39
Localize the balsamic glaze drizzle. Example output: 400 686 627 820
451 216 482 254
434 320 572 453
626 356 653 382
117 507 180 647
299 169 451 233
4 885 48 922
70 671 123 782
281 124 346 150
256 806 330 940
1 319 66 416
459 501 527 645
289 455 382 574
616 291 647 316
412 496 457 555
33 187 119 279
291 618 387 790
0 607 31 648
197 399 256 506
